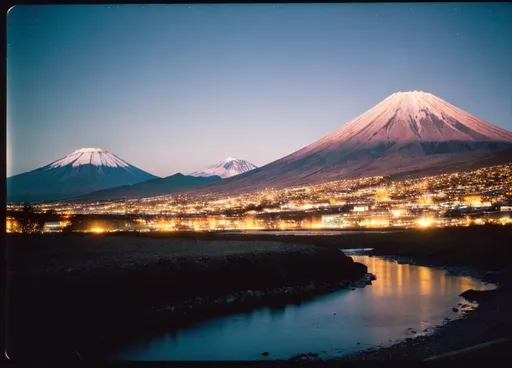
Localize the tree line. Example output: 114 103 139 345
9 204 60 234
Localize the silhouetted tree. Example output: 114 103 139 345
18 204 44 234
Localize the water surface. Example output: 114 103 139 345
221 230 403 236
110 255 495 361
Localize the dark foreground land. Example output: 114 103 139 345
5 234 367 359
215 226 512 274
6 226 512 361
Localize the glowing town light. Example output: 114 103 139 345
91 227 105 234
464 195 482 207
391 209 404 217
353 205 369 212
500 217 512 225
310 221 323 229
159 224 175 232
418 194 434 205
417 218 433 228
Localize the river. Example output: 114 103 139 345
108 255 495 361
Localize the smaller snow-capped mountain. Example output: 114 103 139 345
7 148 158 203
190 157 258 179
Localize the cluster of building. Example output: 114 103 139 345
6 163 512 233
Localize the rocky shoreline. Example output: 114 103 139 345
90 271 378 359
340 286 511 361
156 272 377 316
279 251 510 362
309 256 510 361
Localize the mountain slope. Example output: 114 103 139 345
66 173 222 202
185 91 512 195
7 148 158 203
190 157 258 178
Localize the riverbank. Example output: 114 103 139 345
5 234 367 359
211 226 512 361
339 279 512 361
341 228 512 361
256 226 511 361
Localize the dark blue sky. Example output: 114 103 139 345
7 3 512 177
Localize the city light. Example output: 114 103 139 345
417 218 434 228
391 209 404 217
7 163 511 233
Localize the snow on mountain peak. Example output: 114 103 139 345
395 90 427 95
49 148 130 168
190 158 258 179
73 147 109 154
289 90 512 162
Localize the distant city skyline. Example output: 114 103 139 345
7 3 512 177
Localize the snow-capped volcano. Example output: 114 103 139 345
190 157 258 179
304 90 512 149
48 148 130 168
185 91 512 195
7 148 158 203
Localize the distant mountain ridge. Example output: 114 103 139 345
66 173 222 202
190 157 258 178
7 148 157 203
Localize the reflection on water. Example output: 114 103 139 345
110 256 495 361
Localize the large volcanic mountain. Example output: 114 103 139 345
7 148 158 203
190 157 258 179
188 91 512 195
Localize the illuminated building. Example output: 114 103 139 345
43 222 67 233
321 214 344 228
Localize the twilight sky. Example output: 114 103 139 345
7 3 512 177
